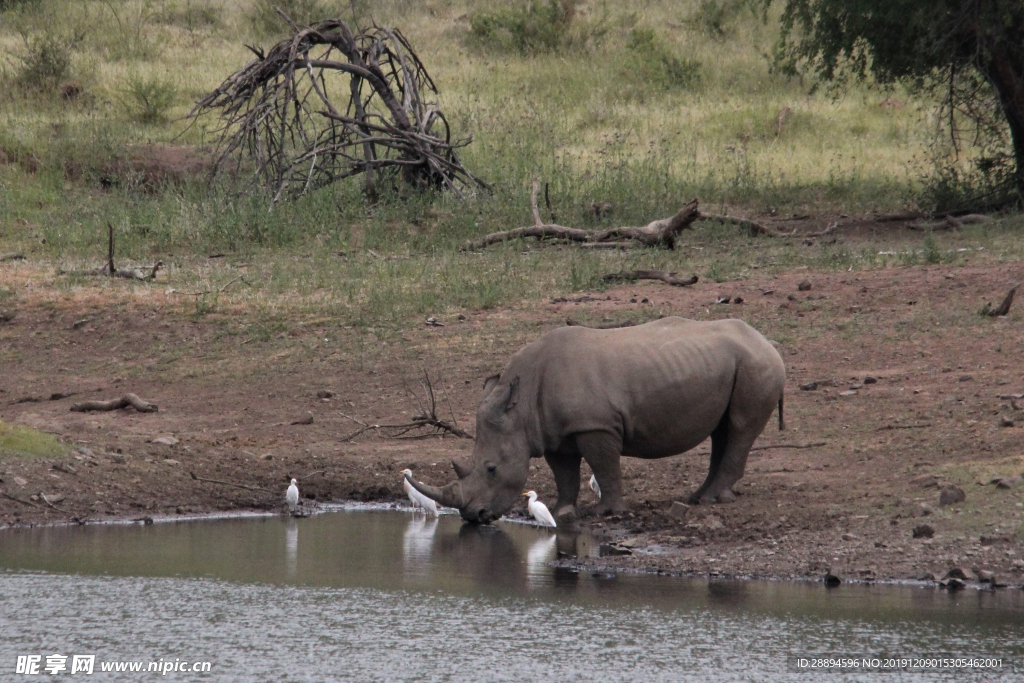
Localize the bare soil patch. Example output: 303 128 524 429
1 252 1023 587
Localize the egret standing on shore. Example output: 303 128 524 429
523 490 557 528
286 478 299 512
402 469 439 516
589 474 601 500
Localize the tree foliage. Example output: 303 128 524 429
770 0 1024 207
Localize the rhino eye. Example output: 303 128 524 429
486 464 497 476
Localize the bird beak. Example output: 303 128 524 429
522 491 529 496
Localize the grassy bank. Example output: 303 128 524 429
1 0 1019 328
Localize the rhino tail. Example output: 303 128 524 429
778 393 785 431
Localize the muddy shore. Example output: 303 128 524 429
2 261 1023 587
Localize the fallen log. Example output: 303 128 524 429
462 180 701 251
982 283 1018 317
602 270 698 287
70 393 158 413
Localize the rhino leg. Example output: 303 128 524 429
544 448 581 523
576 431 628 516
689 418 729 504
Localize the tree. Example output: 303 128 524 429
771 0 1024 207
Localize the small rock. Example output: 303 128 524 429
716 296 732 304
111 454 127 464
943 578 965 591
260 453 273 461
667 501 690 521
944 567 970 581
75 446 95 457
839 390 857 397
912 524 935 539
976 569 995 584
13 476 28 487
995 476 1021 489
824 572 841 586
958 375 973 382
999 416 1015 428
316 390 334 399
43 493 65 504
291 413 314 425
797 280 812 291
702 515 725 531
917 571 937 582
842 532 859 541
425 317 444 326
863 376 878 384
938 484 966 506
732 296 744 304
163 459 180 466
916 503 934 517
152 436 179 446
799 382 819 391
849 383 863 390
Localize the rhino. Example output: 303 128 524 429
406 317 786 524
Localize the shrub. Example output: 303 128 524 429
624 27 701 90
11 30 81 90
121 73 178 124
468 0 606 55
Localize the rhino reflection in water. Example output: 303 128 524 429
407 318 786 525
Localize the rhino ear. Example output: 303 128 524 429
482 374 501 394
502 376 519 413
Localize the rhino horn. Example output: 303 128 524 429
406 473 464 509
451 458 473 479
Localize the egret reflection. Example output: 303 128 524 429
526 533 557 588
285 518 298 578
402 513 439 578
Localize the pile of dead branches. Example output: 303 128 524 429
189 15 486 203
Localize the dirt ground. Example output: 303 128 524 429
2 238 1023 589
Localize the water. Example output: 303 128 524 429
1 510 1021 681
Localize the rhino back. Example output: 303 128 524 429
509 318 783 457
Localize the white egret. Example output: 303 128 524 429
589 474 601 500
286 478 299 512
523 490 557 528
402 469 439 516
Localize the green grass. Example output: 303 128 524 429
1 0 1022 330
0 420 71 460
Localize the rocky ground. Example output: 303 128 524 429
2 251 1023 589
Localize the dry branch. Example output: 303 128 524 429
189 471 275 494
1 491 44 509
0 252 25 262
188 18 485 203
603 270 698 287
982 283 1018 317
462 181 701 251
461 182 841 250
59 224 162 281
340 370 472 440
70 393 158 413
